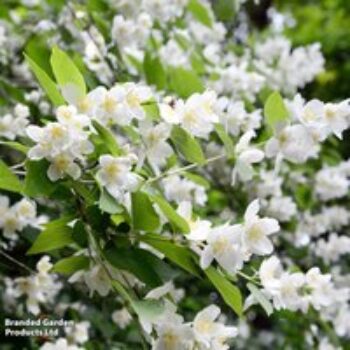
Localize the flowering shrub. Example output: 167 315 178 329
0 1 349 349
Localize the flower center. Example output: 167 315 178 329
247 224 263 242
103 96 117 113
212 237 229 254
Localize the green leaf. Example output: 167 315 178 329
212 0 236 22
0 160 23 193
143 52 166 90
69 181 98 205
25 35 54 80
132 299 165 324
183 172 210 189
214 123 235 158
0 141 29 154
52 255 90 275
205 266 243 316
171 125 206 164
246 282 273 316
295 184 313 210
187 0 213 27
50 46 86 103
150 195 190 234
24 53 65 106
72 220 88 247
24 160 57 197
104 246 165 288
168 67 204 98
131 191 160 232
141 234 200 276
264 91 289 132
143 100 161 121
27 218 74 255
92 119 121 156
99 189 123 214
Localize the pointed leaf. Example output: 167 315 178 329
131 191 160 232
50 46 86 103
171 125 205 164
24 53 65 106
205 266 243 316
0 160 23 193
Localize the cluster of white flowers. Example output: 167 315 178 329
153 304 237 350
26 106 93 181
256 256 349 317
210 64 266 102
1 1 350 348
160 91 219 139
0 103 30 140
69 262 143 297
163 174 207 206
295 206 350 246
40 320 90 350
254 36 325 94
142 295 237 350
76 83 153 126
180 199 280 274
266 96 350 164
216 98 262 136
315 160 350 201
4 256 61 315
313 233 350 264
0 196 39 242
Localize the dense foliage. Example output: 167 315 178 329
0 1 349 349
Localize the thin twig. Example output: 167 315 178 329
0 249 35 274
144 154 227 186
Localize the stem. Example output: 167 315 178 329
0 250 34 274
144 154 226 186
237 271 261 286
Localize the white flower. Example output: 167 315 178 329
146 281 184 303
193 305 237 349
36 255 53 274
27 123 70 159
13 198 36 224
304 268 334 310
56 105 90 135
216 99 262 136
88 86 125 125
152 320 193 350
10 256 61 315
265 196 297 222
0 114 16 139
82 265 111 297
163 91 218 139
1 209 24 240
162 175 207 206
259 256 283 292
200 224 245 274
112 308 132 329
139 121 173 171
324 100 350 138
315 167 349 201
40 338 83 350
65 321 90 344
242 199 280 255
47 153 81 181
177 201 211 241
272 272 305 311
265 124 319 163
297 99 329 141
232 130 264 184
0 197 38 241
96 154 139 201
